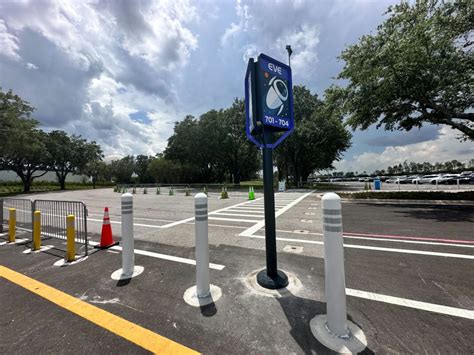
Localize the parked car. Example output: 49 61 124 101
397 175 417 184
444 175 471 184
417 174 442 184
438 174 457 185
385 177 401 183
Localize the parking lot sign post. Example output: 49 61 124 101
245 53 294 289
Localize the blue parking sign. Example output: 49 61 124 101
245 53 294 149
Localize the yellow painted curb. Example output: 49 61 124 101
0 265 198 355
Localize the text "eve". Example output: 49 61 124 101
268 63 282 75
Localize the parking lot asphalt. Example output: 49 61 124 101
1 188 473 354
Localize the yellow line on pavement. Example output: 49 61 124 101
0 265 198 355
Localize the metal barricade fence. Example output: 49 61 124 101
33 200 89 255
1 198 33 233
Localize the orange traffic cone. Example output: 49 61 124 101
94 207 119 249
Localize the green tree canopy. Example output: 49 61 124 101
274 86 352 185
0 88 50 192
335 0 474 139
46 131 103 189
82 160 109 189
135 155 155 183
164 105 260 183
147 156 182 184
109 156 135 184
0 88 35 154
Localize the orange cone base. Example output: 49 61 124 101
94 240 119 249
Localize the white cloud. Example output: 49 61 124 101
334 127 474 173
1 0 468 172
0 19 21 62
275 24 320 73
0 0 198 156
220 0 321 81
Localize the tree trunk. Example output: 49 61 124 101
233 169 241 184
56 171 67 190
20 174 32 193
23 179 31 193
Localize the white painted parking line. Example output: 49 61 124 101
213 212 264 218
242 234 323 245
88 213 176 223
346 288 474 320
88 241 225 270
344 243 474 260
89 218 164 229
272 230 474 249
230 207 265 211
159 216 195 229
344 235 474 249
250 203 287 207
0 238 29 246
209 217 258 223
240 191 315 237
249 233 474 259
226 206 262 210
157 197 265 229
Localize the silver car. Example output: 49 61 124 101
418 174 442 184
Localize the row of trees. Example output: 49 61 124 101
328 158 473 178
107 87 351 185
2 84 352 189
381 159 473 176
0 89 103 192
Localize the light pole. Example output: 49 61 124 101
286 45 293 67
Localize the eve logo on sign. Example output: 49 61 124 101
268 63 282 75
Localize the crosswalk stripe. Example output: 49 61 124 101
209 217 258 223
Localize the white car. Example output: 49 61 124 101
418 174 442 184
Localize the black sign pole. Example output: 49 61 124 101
257 128 289 289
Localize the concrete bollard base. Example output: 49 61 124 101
111 265 144 280
183 284 222 307
310 315 367 354
53 256 88 267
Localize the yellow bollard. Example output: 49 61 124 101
66 215 76 262
33 211 41 251
8 208 16 243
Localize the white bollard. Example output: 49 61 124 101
121 193 134 276
321 193 347 336
310 192 367 353
195 192 210 297
436 179 438 190
416 180 419 190
457 179 460 190
111 193 144 280
183 192 222 307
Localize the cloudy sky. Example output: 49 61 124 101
1 0 472 173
